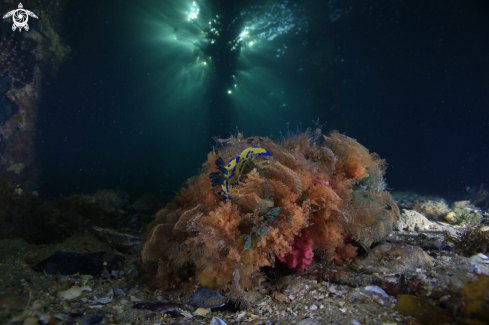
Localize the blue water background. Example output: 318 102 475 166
37 0 489 200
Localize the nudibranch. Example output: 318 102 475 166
210 146 271 198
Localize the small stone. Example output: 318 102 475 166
91 226 142 253
236 311 247 320
297 319 320 325
273 291 288 302
445 212 456 222
23 318 40 325
310 304 318 311
210 317 227 325
57 285 92 300
353 243 434 274
194 308 210 317
24 253 38 264
245 291 264 304
181 310 193 318
365 286 389 298
188 288 226 308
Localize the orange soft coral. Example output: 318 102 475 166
141 129 400 296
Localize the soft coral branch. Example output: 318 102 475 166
276 229 314 272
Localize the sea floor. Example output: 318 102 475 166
0 191 488 325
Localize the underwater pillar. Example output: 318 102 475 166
0 1 71 191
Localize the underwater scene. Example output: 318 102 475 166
0 0 488 324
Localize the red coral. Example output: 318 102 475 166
313 178 329 186
276 229 314 272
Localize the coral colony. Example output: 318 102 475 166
142 129 400 306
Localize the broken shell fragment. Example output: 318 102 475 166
57 285 92 300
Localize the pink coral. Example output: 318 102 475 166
276 229 314 272
313 178 329 186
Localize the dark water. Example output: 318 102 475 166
37 0 489 199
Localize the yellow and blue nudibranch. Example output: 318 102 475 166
210 146 271 198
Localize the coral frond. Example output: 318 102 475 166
142 129 400 294
262 160 303 194
174 204 203 234
228 267 252 310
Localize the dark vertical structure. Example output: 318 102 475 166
204 1 244 139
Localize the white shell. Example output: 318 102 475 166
57 285 92 300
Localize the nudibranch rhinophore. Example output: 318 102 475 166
209 146 271 198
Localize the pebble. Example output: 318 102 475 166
194 307 210 317
23 318 39 325
273 291 288 302
297 319 320 325
210 317 227 325
365 286 389 298
188 288 226 308
181 310 193 318
57 285 92 300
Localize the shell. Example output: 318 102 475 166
57 285 92 300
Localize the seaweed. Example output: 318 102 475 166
240 205 279 251
445 209 483 226
444 223 489 257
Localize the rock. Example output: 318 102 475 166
33 251 125 276
57 285 92 300
84 315 104 324
6 162 25 174
394 295 452 324
24 253 38 264
91 226 142 254
420 199 451 220
451 200 471 209
391 190 421 209
187 288 226 308
244 291 264 304
0 76 11 94
470 253 489 275
272 291 288 302
397 210 443 232
0 295 29 309
132 302 184 316
281 275 306 295
444 212 456 222
297 319 320 325
22 318 39 325
194 307 210 316
364 286 389 298
181 310 193 318
353 243 434 274
210 317 227 325
396 210 456 235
